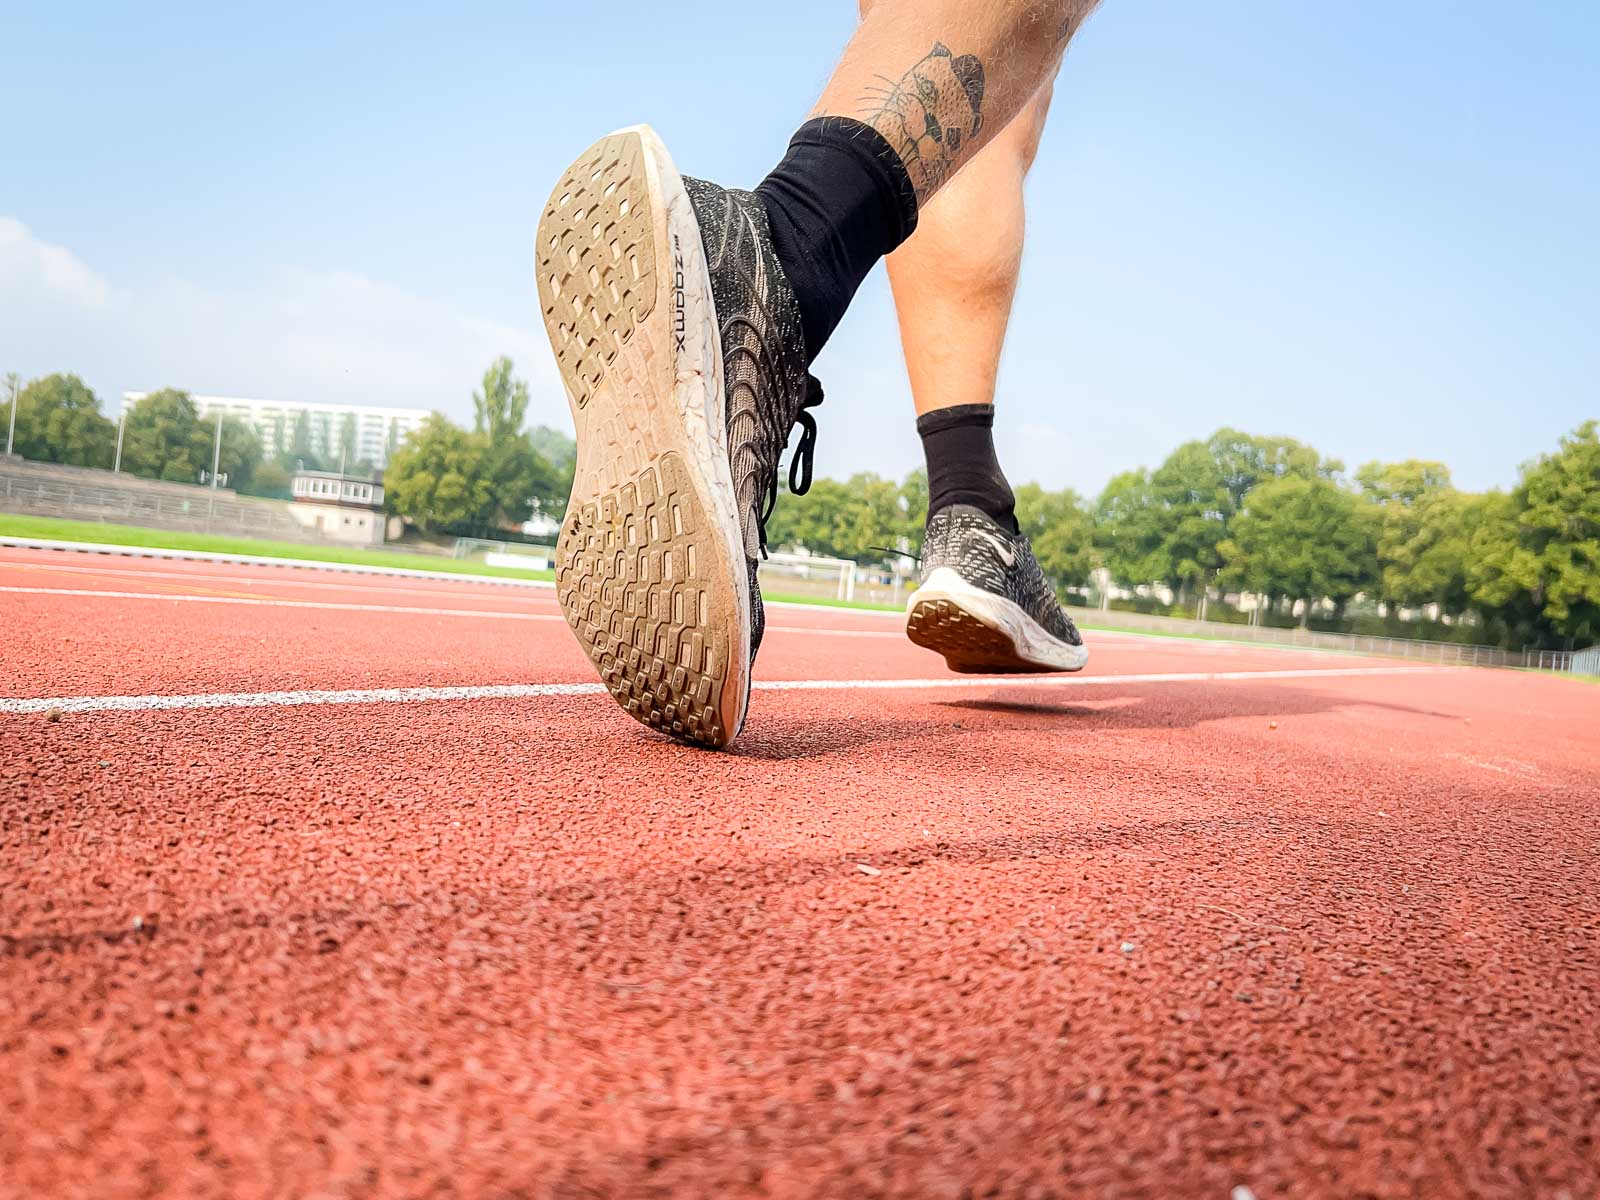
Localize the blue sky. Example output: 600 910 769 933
4 0 1595 496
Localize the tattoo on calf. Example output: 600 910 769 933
858 43 986 201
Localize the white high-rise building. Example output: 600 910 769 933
121 393 431 470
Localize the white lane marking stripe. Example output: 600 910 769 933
0 585 565 622
0 559 558 603
0 667 1445 716
0 585 904 637
0 537 556 589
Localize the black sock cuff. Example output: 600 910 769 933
786 117 920 251
915 403 995 437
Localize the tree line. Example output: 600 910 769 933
6 366 1594 648
383 359 574 535
762 424 1598 651
2 360 576 533
1 372 266 490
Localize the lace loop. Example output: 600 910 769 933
756 374 825 557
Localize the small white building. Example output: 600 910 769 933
288 470 386 546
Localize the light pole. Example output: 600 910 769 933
211 410 223 489
206 410 223 532
113 409 126 473
4 376 17 457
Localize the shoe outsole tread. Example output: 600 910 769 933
906 597 1053 674
538 130 742 748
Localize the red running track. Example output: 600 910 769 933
3 545 1598 1198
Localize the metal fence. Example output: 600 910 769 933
1065 604 1584 672
1569 647 1600 677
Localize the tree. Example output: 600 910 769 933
243 461 293 500
290 408 313 460
528 424 577 517
122 389 206 482
473 356 531 444
384 414 496 532
1219 476 1378 624
479 433 544 527
1091 429 1348 601
763 473 904 561
1147 439 1231 598
212 416 262 491
1015 484 1095 590
338 412 358 467
119 390 260 488
7 373 116 467
1209 428 1339 509
1471 422 1600 647
1357 459 1453 507
898 468 929 554
1357 460 1473 615
529 425 576 474
464 358 563 525
1093 469 1166 588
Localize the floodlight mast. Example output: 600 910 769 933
4 376 16 457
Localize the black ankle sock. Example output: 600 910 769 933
917 404 1019 534
754 117 919 361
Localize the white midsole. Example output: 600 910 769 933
631 125 752 732
906 567 1090 672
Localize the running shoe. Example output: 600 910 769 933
905 504 1089 673
536 126 818 748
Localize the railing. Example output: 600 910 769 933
1567 647 1600 677
452 537 557 570
1063 604 1586 672
1 472 322 543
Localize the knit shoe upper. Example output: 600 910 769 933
682 177 823 661
906 503 1087 674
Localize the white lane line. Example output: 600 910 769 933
0 559 559 603
0 537 555 589
0 584 904 637
0 666 1445 716
0 585 565 623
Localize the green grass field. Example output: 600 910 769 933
0 515 556 581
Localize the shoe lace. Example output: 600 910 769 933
756 373 824 556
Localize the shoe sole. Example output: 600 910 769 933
905 567 1090 674
536 126 750 748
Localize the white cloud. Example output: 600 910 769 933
0 216 568 432
0 217 112 309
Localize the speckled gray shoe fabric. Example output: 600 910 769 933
683 177 824 662
906 504 1087 673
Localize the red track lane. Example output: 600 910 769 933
3 546 1598 1198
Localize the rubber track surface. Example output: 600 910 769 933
2 547 1597 1198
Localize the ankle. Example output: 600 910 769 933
754 118 918 362
917 404 1019 535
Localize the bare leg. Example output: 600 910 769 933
816 1 1094 204
886 81 1055 416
